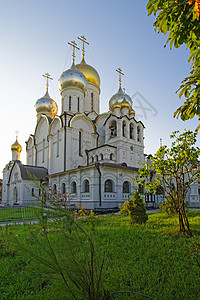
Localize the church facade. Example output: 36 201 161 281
2 38 145 209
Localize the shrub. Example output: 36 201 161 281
120 190 148 224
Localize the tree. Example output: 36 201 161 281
135 130 200 235
146 0 200 130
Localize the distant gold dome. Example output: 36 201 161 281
11 138 22 152
76 57 100 89
109 86 133 111
35 91 58 118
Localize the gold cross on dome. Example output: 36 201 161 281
15 130 19 139
116 67 124 87
78 35 89 57
42 73 53 92
68 41 80 62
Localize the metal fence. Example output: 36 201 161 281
0 207 39 223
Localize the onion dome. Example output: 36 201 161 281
75 57 100 89
109 86 133 111
59 62 87 93
35 90 58 118
11 138 22 152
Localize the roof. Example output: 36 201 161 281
17 161 48 181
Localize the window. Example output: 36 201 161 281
109 120 117 138
104 179 113 192
130 123 134 139
84 180 89 193
69 96 71 111
42 139 45 162
77 97 80 112
91 93 94 111
57 130 59 157
123 181 130 193
100 153 103 160
138 184 144 194
53 184 57 194
71 181 77 193
31 188 35 197
13 187 18 203
61 183 66 194
122 121 126 137
91 156 94 163
110 153 113 161
79 131 82 156
95 155 98 162
137 126 140 142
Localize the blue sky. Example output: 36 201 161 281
0 0 198 175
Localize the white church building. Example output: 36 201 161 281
2 38 146 210
2 38 199 209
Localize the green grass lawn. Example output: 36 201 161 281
0 210 200 299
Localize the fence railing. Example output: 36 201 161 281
0 207 39 223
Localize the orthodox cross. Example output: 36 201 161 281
116 67 124 87
78 35 89 57
15 130 19 140
160 138 163 147
68 41 80 62
42 73 53 92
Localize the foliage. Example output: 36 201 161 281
135 130 200 235
159 192 177 215
0 226 17 257
146 0 200 129
0 212 200 299
120 191 148 224
17 189 106 300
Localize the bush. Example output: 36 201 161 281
120 190 148 224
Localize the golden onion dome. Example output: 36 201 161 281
59 63 87 93
35 90 58 118
129 109 135 116
11 138 22 152
75 57 100 89
109 86 133 111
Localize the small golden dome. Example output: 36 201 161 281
113 104 121 109
35 91 58 118
11 138 22 152
76 57 100 89
129 109 135 116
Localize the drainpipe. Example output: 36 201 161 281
63 112 67 172
95 163 102 207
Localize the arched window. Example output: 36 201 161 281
61 183 66 194
137 126 140 142
122 121 126 137
95 155 98 161
110 153 113 161
91 93 94 111
91 156 94 163
109 120 117 138
57 130 59 157
77 97 80 112
104 179 113 192
53 184 57 194
69 96 71 111
42 139 45 162
79 130 82 156
84 180 89 193
123 181 130 193
31 188 35 197
100 153 103 160
13 187 18 203
130 123 134 139
71 181 77 193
